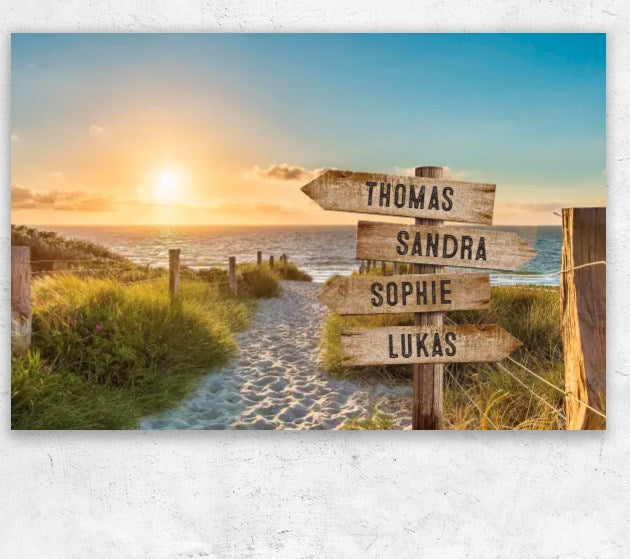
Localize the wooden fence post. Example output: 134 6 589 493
269 255 274 269
228 256 237 295
282 253 288 276
393 261 400 275
366 259 372 273
11 246 32 353
169 249 180 304
257 251 262 268
381 260 386 274
561 207 606 429
412 165 445 430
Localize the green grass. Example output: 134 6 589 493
321 284 564 430
12 276 252 429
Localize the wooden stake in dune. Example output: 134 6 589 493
269 255 274 269
11 246 32 353
169 248 180 305
229 256 237 295
320 272 490 315
302 169 496 225
561 207 606 429
356 220 536 271
341 324 522 367
257 251 262 268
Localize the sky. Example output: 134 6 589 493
11 33 605 226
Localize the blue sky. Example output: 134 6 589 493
11 33 605 225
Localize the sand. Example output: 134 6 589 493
140 281 411 430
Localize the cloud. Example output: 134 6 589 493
11 132 20 143
502 201 564 213
89 125 107 138
244 163 330 183
212 201 309 217
11 185 116 212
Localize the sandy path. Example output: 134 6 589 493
140 281 411 430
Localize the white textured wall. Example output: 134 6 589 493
1 2 628 557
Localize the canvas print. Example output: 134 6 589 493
10 33 606 430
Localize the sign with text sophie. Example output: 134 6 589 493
319 272 490 315
356 221 536 271
341 325 522 366
301 170 496 224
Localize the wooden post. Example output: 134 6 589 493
412 165 444 430
393 261 400 275
11 246 32 353
381 260 386 274
269 255 274 269
561 208 606 429
257 251 262 268
282 253 288 276
228 256 237 295
169 249 180 304
366 259 372 273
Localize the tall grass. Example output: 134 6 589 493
320 285 564 430
12 276 252 429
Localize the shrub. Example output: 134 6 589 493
237 264 280 298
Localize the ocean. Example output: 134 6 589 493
40 225 562 286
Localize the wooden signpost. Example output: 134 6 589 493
319 272 490 315
341 325 522 366
302 169 496 224
302 165 536 430
356 221 536 271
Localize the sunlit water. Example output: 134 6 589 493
39 225 562 286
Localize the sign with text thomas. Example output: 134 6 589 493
356 221 536 271
319 272 490 315
341 325 522 366
301 170 496 225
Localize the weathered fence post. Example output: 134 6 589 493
366 259 372 273
269 255 274 269
228 256 237 295
412 165 444 430
11 246 32 353
561 207 606 429
282 253 288 276
257 251 262 268
169 249 180 305
393 261 400 275
381 260 386 274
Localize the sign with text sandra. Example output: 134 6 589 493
355 221 536 271
301 170 496 224
340 325 522 366
319 272 490 315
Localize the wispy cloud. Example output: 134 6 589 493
244 163 330 183
11 185 116 212
11 132 20 143
89 125 107 138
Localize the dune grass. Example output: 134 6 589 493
11 276 252 429
320 284 564 430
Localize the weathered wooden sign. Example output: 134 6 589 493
301 170 496 224
319 272 490 315
356 220 536 271
341 325 522 366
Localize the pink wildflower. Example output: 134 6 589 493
94 323 104 334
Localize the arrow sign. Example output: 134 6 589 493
320 272 490 315
301 169 496 225
341 324 522 366
356 221 536 271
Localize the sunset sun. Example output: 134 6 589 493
152 171 181 204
